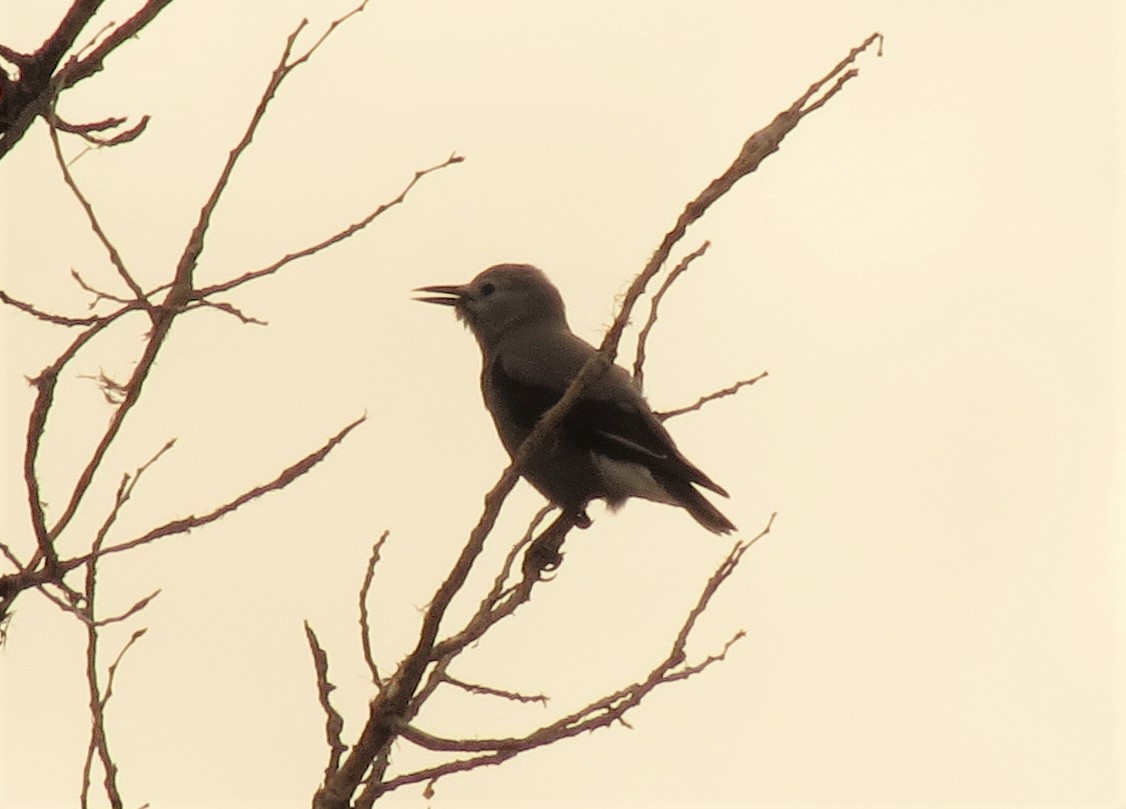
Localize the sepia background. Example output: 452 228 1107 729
1 1 1122 807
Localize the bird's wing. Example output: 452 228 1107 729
492 332 728 497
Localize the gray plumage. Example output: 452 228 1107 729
415 263 736 534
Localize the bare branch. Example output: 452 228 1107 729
93 590 160 627
57 114 150 149
790 33 883 113
375 516 775 797
188 298 268 326
80 626 145 809
69 416 364 566
656 371 769 421
53 114 128 135
288 1 372 68
442 674 549 705
194 153 465 299
47 107 151 312
3 417 361 618
359 532 389 686
167 18 310 297
633 241 710 387
305 622 348 783
70 268 132 307
101 628 147 705
12 301 145 577
80 490 150 809
0 288 102 326
57 1 177 94
0 0 112 159
601 31 882 365
427 506 551 661
0 0 170 158
40 307 176 547
169 7 385 299
44 584 160 629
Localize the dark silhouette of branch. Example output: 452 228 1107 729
441 674 549 705
306 622 348 785
358 533 389 687
0 0 175 160
0 288 103 325
4 3 415 617
73 415 366 566
79 459 156 809
193 152 464 300
602 31 883 366
633 241 710 388
1 415 365 616
369 515 774 799
47 112 151 312
657 371 770 421
80 626 145 809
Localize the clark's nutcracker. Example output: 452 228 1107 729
415 263 736 534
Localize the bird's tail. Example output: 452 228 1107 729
658 475 737 534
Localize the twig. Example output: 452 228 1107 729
374 515 775 796
3 417 363 615
305 622 348 784
70 268 133 307
359 532 389 686
190 298 268 326
0 289 102 326
633 241 710 388
168 7 386 301
80 497 144 809
442 674 548 705
47 107 151 313
194 153 465 299
602 31 882 365
22 355 168 573
57 114 149 150
656 371 769 420
71 416 364 566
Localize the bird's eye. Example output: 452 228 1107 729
480 282 496 296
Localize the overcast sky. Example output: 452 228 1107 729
1 1 1122 807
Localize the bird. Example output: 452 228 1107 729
415 263 736 534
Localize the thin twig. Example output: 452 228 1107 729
194 153 464 299
427 506 550 662
189 298 268 326
656 371 769 420
70 268 133 307
0 289 102 326
69 416 364 567
46 108 151 314
442 674 548 705
359 532 389 686
375 516 775 795
633 241 710 388
305 622 348 783
602 31 882 366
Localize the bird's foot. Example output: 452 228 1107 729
524 534 564 578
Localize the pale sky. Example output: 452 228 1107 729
1 2 1122 808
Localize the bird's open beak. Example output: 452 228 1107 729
413 284 464 306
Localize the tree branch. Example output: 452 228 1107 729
313 30 880 806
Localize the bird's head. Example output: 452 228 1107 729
415 263 568 346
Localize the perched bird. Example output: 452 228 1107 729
415 263 736 534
